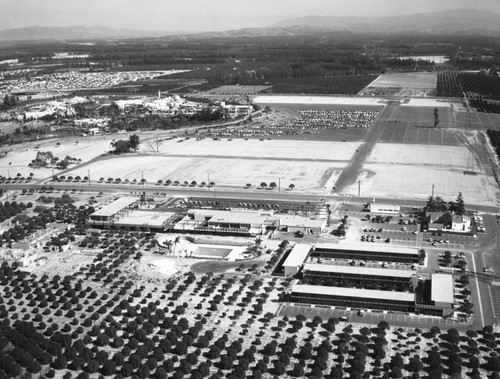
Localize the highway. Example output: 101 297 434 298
5 180 499 215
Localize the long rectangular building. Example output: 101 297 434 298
313 243 419 264
291 284 415 312
89 197 138 224
303 263 415 285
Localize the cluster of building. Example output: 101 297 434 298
0 70 184 94
115 96 252 120
115 94 201 117
0 68 35 81
53 52 90 59
426 211 472 233
15 98 82 121
284 243 454 318
88 197 327 237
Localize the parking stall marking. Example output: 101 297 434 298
489 286 500 323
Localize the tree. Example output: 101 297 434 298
273 361 286 376
269 182 277 190
288 183 295 190
291 363 304 377
378 321 390 331
129 134 140 151
1 94 18 110
434 108 439 128
454 192 465 215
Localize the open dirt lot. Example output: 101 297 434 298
203 84 272 95
253 95 386 106
65 155 344 191
359 72 437 97
456 111 500 133
377 104 463 144
344 143 500 205
151 138 360 161
61 139 359 190
0 136 112 178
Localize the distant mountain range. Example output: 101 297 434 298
1 9 500 42
0 26 174 42
270 9 500 36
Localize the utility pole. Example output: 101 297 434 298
358 181 361 197
88 170 90 186
431 184 434 198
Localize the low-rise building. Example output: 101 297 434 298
89 197 138 226
113 210 178 231
278 215 326 234
429 273 454 317
369 203 400 214
283 243 312 276
291 284 416 312
313 243 419 264
451 215 471 232
302 263 416 287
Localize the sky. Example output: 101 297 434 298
1 0 499 32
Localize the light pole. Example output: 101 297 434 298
431 184 434 198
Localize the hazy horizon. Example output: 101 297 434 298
1 0 500 32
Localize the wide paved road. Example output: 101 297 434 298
335 104 396 192
5 180 499 214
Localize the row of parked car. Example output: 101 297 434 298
361 234 390 243
474 215 486 233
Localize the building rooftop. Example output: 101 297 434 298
283 244 312 268
91 197 137 218
292 284 415 302
188 209 268 226
279 215 326 228
369 203 400 211
314 243 419 256
303 263 415 278
431 273 454 304
114 210 176 228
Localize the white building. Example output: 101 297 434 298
451 215 471 232
283 243 312 276
369 203 400 214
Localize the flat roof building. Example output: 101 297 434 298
283 244 312 276
89 197 138 224
278 215 326 234
369 203 400 214
185 209 271 235
430 273 454 316
303 263 415 279
114 210 177 231
291 284 415 312
313 243 419 264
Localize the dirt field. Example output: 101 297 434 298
203 85 272 95
0 136 112 178
344 142 500 205
60 139 361 191
456 111 500 132
253 95 386 106
359 72 437 97
66 155 344 191
152 138 360 161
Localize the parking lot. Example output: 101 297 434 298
358 218 481 250
488 285 500 324
279 303 463 328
